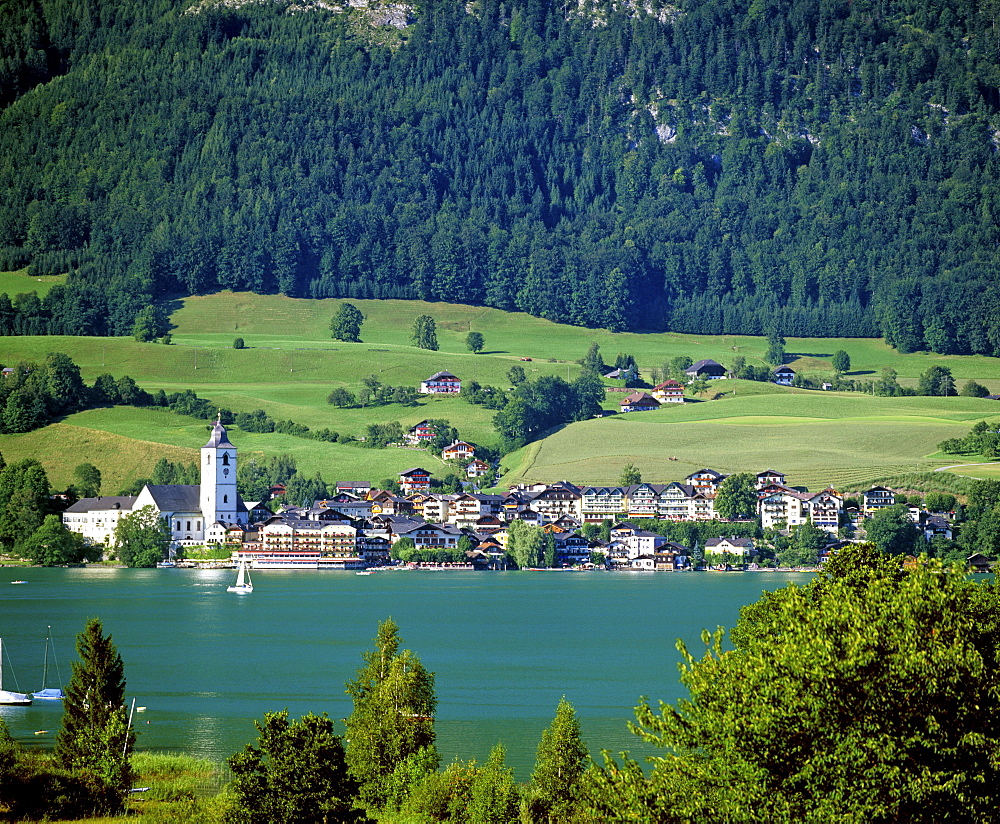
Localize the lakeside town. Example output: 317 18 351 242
61 416 963 573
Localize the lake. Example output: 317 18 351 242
0 567 811 778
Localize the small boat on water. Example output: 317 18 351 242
227 559 254 594
32 626 64 700
10 580 27 585
156 560 176 568
0 638 31 705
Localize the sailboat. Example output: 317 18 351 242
227 559 253 594
33 627 64 700
0 638 32 705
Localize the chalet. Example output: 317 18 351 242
705 536 755 557
620 391 660 412
773 365 796 386
580 486 627 522
466 459 490 478
651 380 685 404
922 514 953 541
405 420 437 445
686 469 726 493
685 359 727 380
442 441 475 461
756 469 786 489
394 522 464 549
654 542 691 570
399 467 432 494
862 486 896 516
419 371 461 394
968 553 992 573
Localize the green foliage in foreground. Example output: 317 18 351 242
226 711 365 824
583 544 1000 822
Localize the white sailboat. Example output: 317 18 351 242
0 638 32 705
227 559 253 594
33 626 64 700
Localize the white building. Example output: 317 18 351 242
63 417 249 552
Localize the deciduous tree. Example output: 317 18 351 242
330 303 365 343
410 315 438 351
73 462 101 497
619 463 641 486
583 544 1000 822
713 473 757 520
465 331 485 354
226 710 363 823
831 350 851 373
112 504 170 567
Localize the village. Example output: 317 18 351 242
61 412 958 573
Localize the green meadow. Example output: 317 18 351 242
2 289 1000 492
0 269 66 298
499 391 1000 491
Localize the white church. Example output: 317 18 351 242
63 417 250 552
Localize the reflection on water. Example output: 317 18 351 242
1 568 809 778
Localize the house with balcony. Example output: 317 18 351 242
773 365 796 386
442 440 475 461
405 420 437 445
419 371 461 394
651 380 685 403
620 391 660 412
686 469 726 494
705 536 755 558
862 486 896 516
399 467 432 494
580 486 627 522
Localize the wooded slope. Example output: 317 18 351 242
1 0 999 352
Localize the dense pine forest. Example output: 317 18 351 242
1 0 1000 352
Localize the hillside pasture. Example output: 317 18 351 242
0 269 66 297
500 392 996 490
3 293 1000 493
0 407 460 494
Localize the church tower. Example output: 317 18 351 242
201 416 241 527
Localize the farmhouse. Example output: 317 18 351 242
420 371 461 394
773 365 796 385
685 359 727 379
619 391 660 412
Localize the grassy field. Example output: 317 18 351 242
2 290 1000 491
0 269 66 297
500 391 1000 490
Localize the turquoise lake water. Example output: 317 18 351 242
0 567 811 778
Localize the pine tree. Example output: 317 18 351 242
56 618 135 804
526 697 589 822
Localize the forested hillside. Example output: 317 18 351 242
1 0 999 352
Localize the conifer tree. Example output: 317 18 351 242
526 697 589 822
56 618 135 803
344 619 438 810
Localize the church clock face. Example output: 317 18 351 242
223 468 229 477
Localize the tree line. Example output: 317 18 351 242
0 0 999 353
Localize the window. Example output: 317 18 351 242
175 521 180 530
223 495 228 503
186 521 191 530
207 454 211 464
222 453 230 466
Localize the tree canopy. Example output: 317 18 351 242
584 544 1000 822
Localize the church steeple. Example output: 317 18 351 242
201 415 241 526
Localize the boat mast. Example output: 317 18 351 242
42 627 50 688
